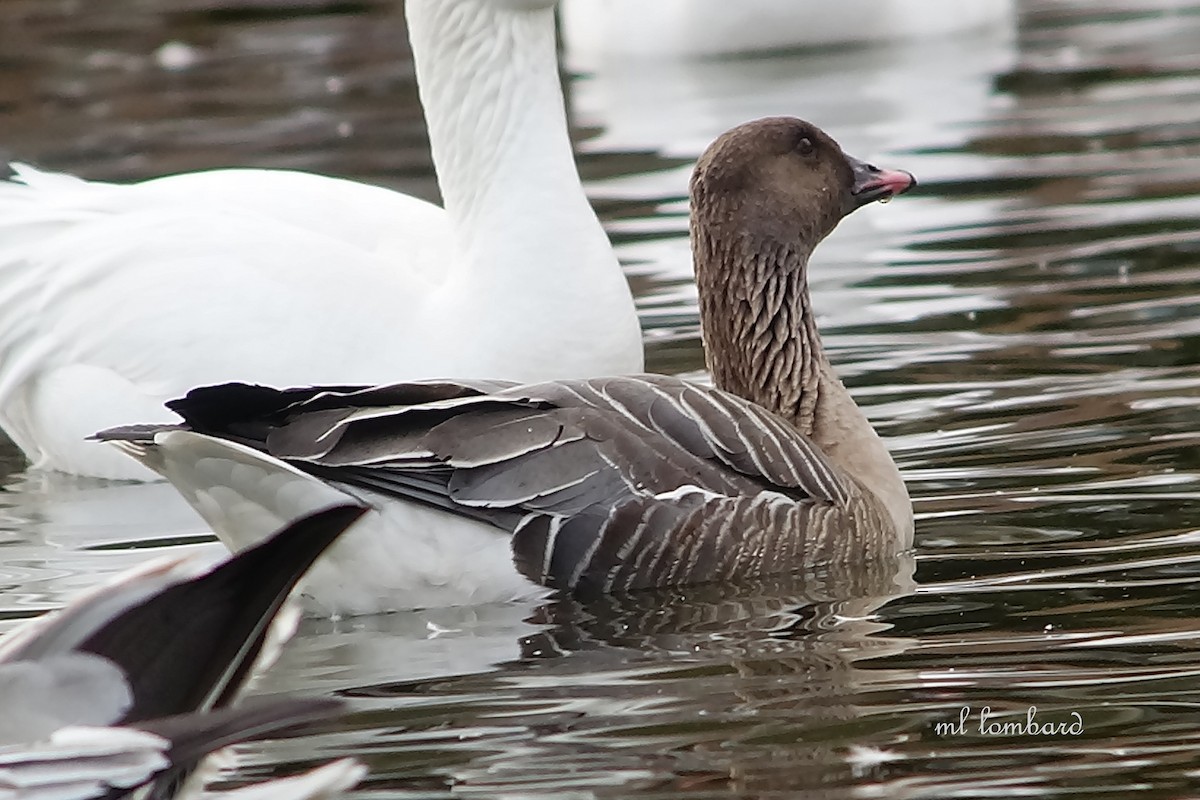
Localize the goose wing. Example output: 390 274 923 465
2 504 368 721
0 506 368 799
133 377 863 594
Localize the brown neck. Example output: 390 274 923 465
695 228 825 431
693 225 913 538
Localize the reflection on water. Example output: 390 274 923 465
244 558 916 796
3 0 1200 796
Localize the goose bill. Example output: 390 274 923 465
847 155 916 208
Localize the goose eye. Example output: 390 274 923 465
796 137 815 156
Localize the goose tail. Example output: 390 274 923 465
93 424 368 592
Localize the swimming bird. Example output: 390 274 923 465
97 117 915 617
0 504 369 799
561 0 1014 62
0 0 641 481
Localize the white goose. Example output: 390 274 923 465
99 118 916 617
561 0 1014 62
0 0 641 481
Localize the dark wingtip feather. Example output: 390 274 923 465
90 423 182 442
80 503 369 722
166 382 304 431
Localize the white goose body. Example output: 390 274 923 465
0 0 641 481
101 118 916 617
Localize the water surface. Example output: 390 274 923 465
2 1 1200 796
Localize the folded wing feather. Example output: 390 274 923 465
124 375 868 595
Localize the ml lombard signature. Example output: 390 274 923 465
935 706 1084 737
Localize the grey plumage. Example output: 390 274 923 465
99 374 898 597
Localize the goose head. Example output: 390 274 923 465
689 117 914 415
690 116 914 261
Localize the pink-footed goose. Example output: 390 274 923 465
97 117 915 617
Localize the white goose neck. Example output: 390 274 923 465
405 0 597 260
